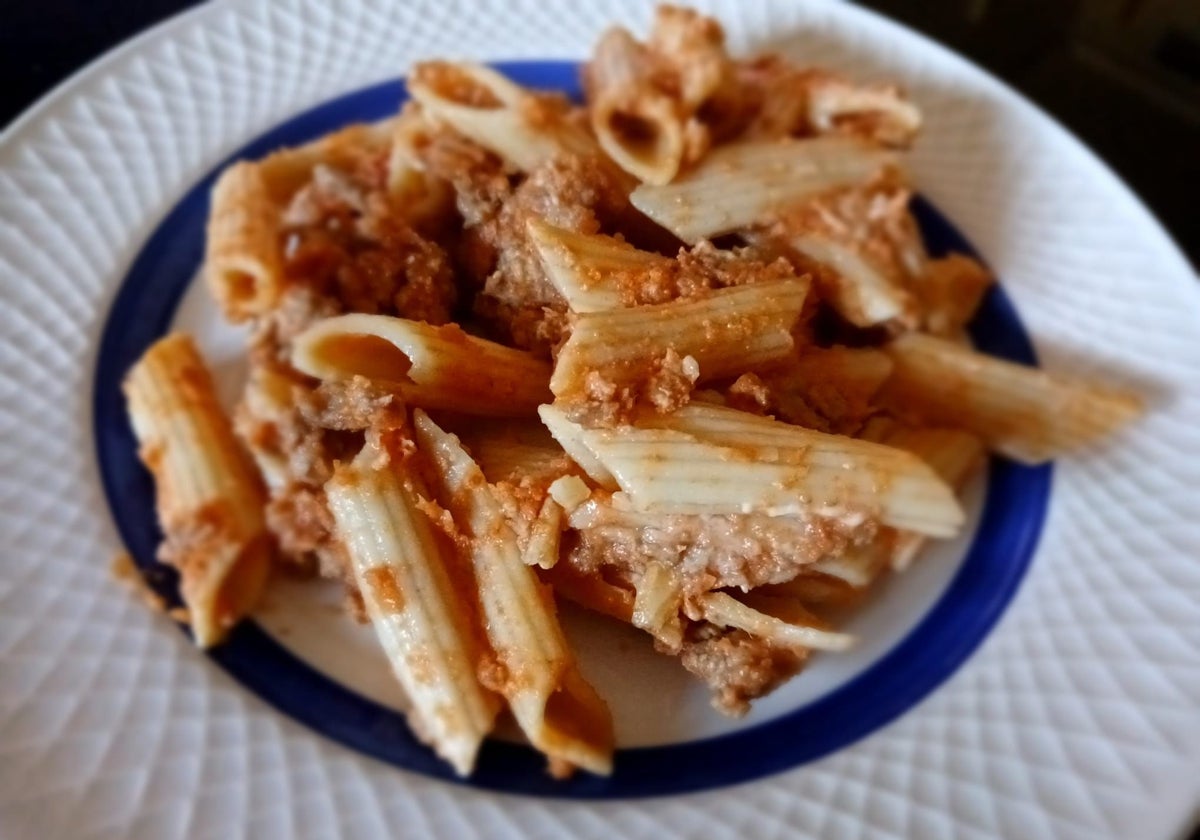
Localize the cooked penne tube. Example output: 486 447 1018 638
696 592 855 652
325 440 500 776
804 74 922 148
882 333 1143 464
787 231 917 327
539 561 636 623
587 26 686 186
123 334 271 648
538 405 619 489
408 62 598 173
291 313 551 417
414 411 614 776
550 277 810 402
206 162 285 322
629 136 897 242
882 425 985 570
460 421 570 485
527 219 670 312
207 120 397 321
544 403 964 537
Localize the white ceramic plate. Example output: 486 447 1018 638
2 0 1199 837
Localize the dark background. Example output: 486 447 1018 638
2 0 1196 267
0 0 1197 831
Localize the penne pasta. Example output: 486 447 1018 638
804 74 922 148
123 334 271 648
206 120 398 322
527 218 671 313
550 277 811 404
408 62 598 173
141 4 1159 756
629 135 897 242
291 313 551 417
414 411 614 776
544 402 964 537
882 425 985 570
785 230 917 327
325 438 501 776
587 26 686 186
539 562 636 624
882 333 1143 464
206 162 285 322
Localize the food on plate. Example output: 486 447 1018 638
123 4 1142 777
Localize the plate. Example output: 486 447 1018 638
3 0 1199 837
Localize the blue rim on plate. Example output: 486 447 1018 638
93 61 1051 798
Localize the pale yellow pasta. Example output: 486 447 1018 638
587 26 686 186
414 411 614 776
541 403 964 537
696 592 854 652
123 334 271 648
325 440 501 776
883 333 1143 464
291 313 551 417
538 406 619 489
629 135 897 242
787 231 918 327
550 277 810 401
206 120 397 321
883 426 986 571
527 219 670 313
206 162 285 322
805 74 922 148
408 61 598 173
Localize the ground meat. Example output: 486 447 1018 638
473 152 629 354
565 498 871 593
677 623 807 716
297 376 407 432
606 241 798 307
249 165 460 362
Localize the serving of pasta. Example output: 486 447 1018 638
122 5 1142 780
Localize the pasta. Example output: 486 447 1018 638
414 411 614 776
291 313 552 416
550 277 811 410
325 436 501 775
629 135 897 242
123 334 271 647
123 3 1144 778
584 6 738 184
408 61 598 173
882 333 1143 464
